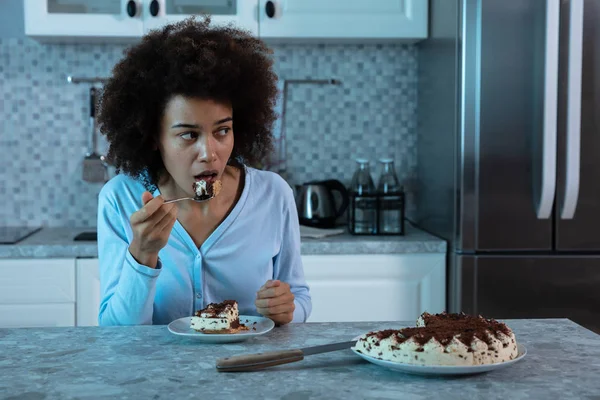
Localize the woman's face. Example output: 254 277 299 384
158 95 234 197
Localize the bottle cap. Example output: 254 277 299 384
355 158 369 164
378 158 394 163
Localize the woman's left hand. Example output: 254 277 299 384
255 280 295 325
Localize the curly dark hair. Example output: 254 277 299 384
98 16 278 190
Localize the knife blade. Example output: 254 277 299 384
215 340 356 372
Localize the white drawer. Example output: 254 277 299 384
0 303 75 328
302 254 446 322
0 258 76 303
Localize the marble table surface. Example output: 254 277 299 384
0 224 446 259
1 319 599 399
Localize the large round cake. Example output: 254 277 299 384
353 312 518 366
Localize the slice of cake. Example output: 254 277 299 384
353 312 518 366
193 179 222 201
190 300 248 334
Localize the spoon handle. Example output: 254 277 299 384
164 195 214 204
163 197 193 204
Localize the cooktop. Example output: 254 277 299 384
0 227 42 244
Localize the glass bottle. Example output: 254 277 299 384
348 159 377 235
376 158 405 235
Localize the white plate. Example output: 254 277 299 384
168 315 275 344
352 343 527 376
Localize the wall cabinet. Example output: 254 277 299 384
258 0 428 42
24 0 258 41
141 0 258 36
24 0 144 41
24 0 427 42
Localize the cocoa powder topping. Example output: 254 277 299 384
194 300 237 317
366 312 512 348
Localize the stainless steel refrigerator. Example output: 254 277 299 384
416 0 600 333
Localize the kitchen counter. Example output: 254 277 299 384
1 319 598 399
0 224 446 258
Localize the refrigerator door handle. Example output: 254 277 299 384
536 0 560 219
560 0 584 220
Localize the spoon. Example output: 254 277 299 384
164 180 220 204
164 194 215 204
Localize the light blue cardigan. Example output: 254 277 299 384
97 166 311 325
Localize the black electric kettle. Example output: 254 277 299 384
296 180 349 228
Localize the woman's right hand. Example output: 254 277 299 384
128 191 178 268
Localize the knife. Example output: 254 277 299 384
215 340 356 372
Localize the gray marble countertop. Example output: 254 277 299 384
0 319 598 399
0 224 446 258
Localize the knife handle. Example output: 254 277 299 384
216 349 304 372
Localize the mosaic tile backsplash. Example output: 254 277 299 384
0 38 417 227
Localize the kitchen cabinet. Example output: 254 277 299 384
258 0 428 42
0 252 444 327
74 253 445 325
0 258 76 328
24 0 426 42
24 0 144 41
302 254 445 322
24 0 258 42
76 258 101 327
142 0 258 36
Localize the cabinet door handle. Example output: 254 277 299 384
560 0 584 220
126 1 138 18
536 0 560 219
265 1 276 18
150 0 160 17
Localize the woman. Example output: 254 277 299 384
96 17 311 326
